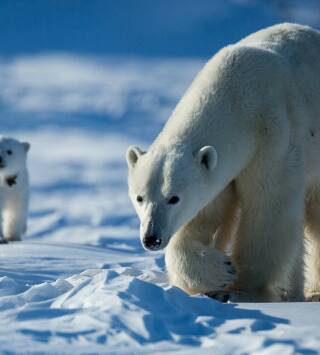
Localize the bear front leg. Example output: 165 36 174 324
2 200 27 242
0 215 7 244
165 227 236 296
165 182 239 296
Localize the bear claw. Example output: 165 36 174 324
206 291 230 303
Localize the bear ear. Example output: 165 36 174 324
197 146 218 171
22 142 30 153
126 145 145 168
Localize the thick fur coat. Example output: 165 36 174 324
0 137 30 243
127 23 320 302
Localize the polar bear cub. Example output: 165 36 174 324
0 137 30 242
127 23 320 302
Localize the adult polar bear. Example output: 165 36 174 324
126 23 320 302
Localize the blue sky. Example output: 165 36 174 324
0 0 319 135
1 0 318 58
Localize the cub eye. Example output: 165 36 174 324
136 195 143 203
168 196 180 204
6 150 12 155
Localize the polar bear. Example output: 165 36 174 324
0 137 30 243
126 23 320 302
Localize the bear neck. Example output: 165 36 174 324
151 79 255 203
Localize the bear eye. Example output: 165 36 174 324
168 196 180 205
6 150 12 155
136 195 143 203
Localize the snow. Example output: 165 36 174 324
0 56 318 355
0 1 320 354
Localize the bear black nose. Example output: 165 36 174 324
143 235 162 250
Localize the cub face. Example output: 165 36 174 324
126 145 218 251
0 137 30 177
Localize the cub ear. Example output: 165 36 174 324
22 142 30 153
196 146 218 171
126 145 145 168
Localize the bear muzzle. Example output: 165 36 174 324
142 235 163 251
0 156 5 169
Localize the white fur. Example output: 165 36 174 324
0 137 30 242
127 23 320 301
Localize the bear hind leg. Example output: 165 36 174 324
230 164 305 302
305 185 320 301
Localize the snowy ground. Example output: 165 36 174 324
0 54 319 354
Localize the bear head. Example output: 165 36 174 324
0 137 30 178
126 144 218 251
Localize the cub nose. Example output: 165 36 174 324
142 235 162 250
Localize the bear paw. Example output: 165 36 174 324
214 256 237 290
3 234 22 242
306 292 320 302
205 289 245 303
206 287 282 302
166 242 237 295
195 251 237 292
191 253 237 296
